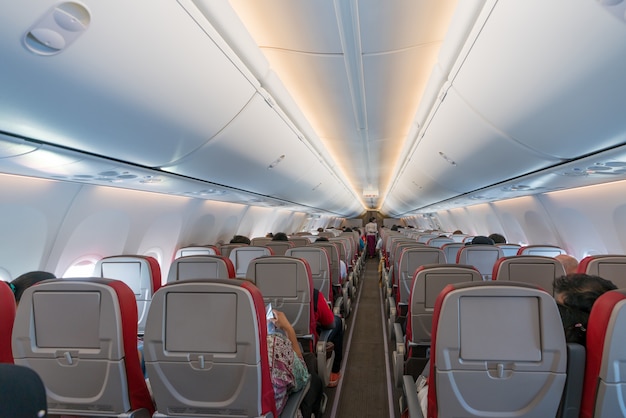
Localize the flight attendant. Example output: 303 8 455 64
365 217 378 258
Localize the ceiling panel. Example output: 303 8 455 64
452 0 626 159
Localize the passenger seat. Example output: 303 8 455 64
143 278 309 418
12 278 154 416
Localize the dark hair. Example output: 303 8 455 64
466 235 495 246
12 271 56 303
317 228 324 232
230 235 251 245
554 274 617 313
452 230 463 234
344 227 353 232
488 233 506 244
272 232 289 241
557 303 589 345
315 237 329 242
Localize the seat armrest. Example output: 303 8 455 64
402 375 425 418
316 329 335 386
281 375 311 418
393 322 405 387
393 322 404 345
557 343 585 418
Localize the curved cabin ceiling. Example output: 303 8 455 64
0 0 626 219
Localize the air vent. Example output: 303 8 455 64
24 2 90 56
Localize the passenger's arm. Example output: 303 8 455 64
316 292 335 328
273 310 303 359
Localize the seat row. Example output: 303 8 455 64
3 246 366 417
398 277 626 418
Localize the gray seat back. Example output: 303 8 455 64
93 255 161 335
416 233 438 244
218 243 246 259
408 264 482 346
166 254 235 283
310 242 342 287
329 237 350 270
229 246 272 278
427 236 454 248
12 278 154 416
518 245 566 257
580 254 626 289
174 246 218 258
250 237 272 246
264 241 294 256
288 237 311 247
143 279 277 417
431 281 567 417
285 247 332 303
457 245 504 280
245 256 314 345
493 255 566 296
397 247 446 306
496 243 521 257
442 242 464 264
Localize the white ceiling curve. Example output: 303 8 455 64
0 0 626 219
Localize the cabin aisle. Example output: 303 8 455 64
327 257 399 418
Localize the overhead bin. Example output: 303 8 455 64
450 0 626 160
161 93 360 215
0 0 257 167
393 86 561 201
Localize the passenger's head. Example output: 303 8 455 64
11 271 56 303
488 233 506 244
317 227 324 233
391 225 398 231
265 232 274 238
466 235 495 246
272 232 288 241
554 273 617 311
344 227 353 232
555 254 579 275
315 237 329 242
554 273 617 346
230 235 251 245
452 229 463 235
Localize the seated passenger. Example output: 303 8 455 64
488 233 506 244
11 271 56 304
554 273 617 346
272 232 289 241
313 288 344 388
466 235 495 245
267 309 310 417
230 235 251 245
555 254 579 275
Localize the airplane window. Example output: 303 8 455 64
62 256 98 278
143 247 162 265
0 267 11 282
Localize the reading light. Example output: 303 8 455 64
268 154 285 169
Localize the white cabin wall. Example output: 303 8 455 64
0 174 81 280
0 173 307 283
433 180 626 261
538 180 626 260
436 195 561 247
